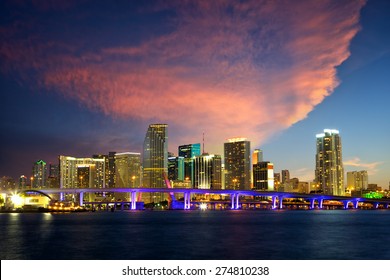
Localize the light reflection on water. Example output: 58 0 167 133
0 210 389 260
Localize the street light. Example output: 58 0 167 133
132 176 136 188
30 176 34 188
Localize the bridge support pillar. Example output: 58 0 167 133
310 199 315 209
79 192 84 206
318 199 324 209
279 196 283 209
271 196 277 210
130 192 137 210
184 192 191 210
354 200 359 209
121 202 124 211
385 204 389 209
373 202 379 209
235 194 240 210
343 201 350 210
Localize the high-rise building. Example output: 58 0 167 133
315 129 344 195
193 154 222 189
32 160 47 188
224 138 251 190
19 175 27 189
178 143 201 187
115 152 141 188
107 152 116 188
253 161 274 190
142 124 168 189
281 170 290 184
59 156 105 189
252 149 263 164
168 156 185 181
347 170 368 195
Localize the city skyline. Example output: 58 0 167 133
1 0 389 188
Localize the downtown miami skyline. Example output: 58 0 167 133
1 0 389 188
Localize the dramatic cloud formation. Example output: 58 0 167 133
344 157 383 176
0 0 366 153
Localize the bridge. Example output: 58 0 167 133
14 188 390 210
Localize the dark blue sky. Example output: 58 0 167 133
0 0 389 188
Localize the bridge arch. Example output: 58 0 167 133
18 189 53 201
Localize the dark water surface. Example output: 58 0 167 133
1 210 389 260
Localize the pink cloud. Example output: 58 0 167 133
0 0 366 153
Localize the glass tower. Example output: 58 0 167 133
224 138 251 190
142 124 168 189
315 129 344 195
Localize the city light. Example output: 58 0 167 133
11 193 23 207
199 203 207 210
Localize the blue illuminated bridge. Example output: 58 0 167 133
20 188 390 210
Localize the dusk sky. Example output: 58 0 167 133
1 0 389 188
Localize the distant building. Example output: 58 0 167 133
32 160 47 188
168 156 184 181
224 138 251 190
315 129 344 195
0 176 16 191
59 156 105 189
347 171 368 195
115 152 141 188
281 170 290 184
252 149 263 164
19 175 27 189
178 143 201 187
253 161 274 190
142 124 168 189
193 154 222 189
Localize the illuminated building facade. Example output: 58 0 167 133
315 129 344 195
19 175 27 189
32 160 47 188
252 149 263 164
142 124 168 189
347 170 368 195
178 143 201 187
224 138 251 190
193 154 222 189
168 156 184 181
59 156 105 189
253 161 274 190
115 152 141 188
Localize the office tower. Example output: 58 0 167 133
274 173 280 191
59 156 105 189
32 160 47 188
252 149 263 164
253 161 274 190
347 171 368 195
193 154 222 189
19 175 27 189
93 153 117 189
178 143 201 187
281 170 290 184
315 129 344 195
168 156 185 181
115 152 141 188
108 152 116 188
224 138 251 190
142 124 168 189
49 164 59 178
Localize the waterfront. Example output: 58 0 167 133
1 210 389 260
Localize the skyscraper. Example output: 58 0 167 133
252 149 263 164
142 124 168 189
32 160 47 188
347 170 368 195
315 129 344 195
253 161 274 190
193 154 222 189
224 138 251 190
59 156 105 189
178 143 201 187
168 156 185 181
115 152 141 188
